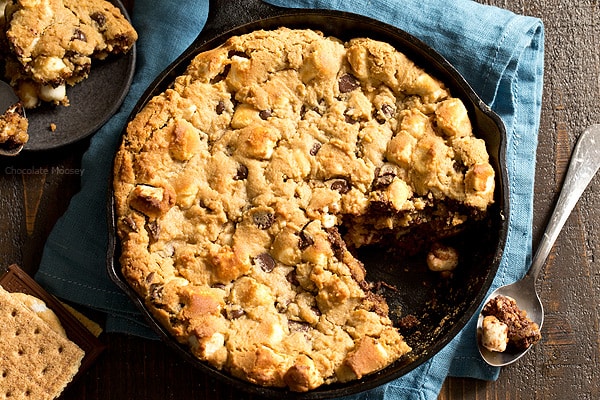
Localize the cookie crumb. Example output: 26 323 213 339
0 102 29 148
481 295 541 352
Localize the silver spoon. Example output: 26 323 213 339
0 80 26 156
477 124 600 367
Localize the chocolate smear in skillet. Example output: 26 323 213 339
113 27 495 391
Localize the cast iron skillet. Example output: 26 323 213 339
107 0 509 398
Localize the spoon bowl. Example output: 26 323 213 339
477 274 543 366
477 124 600 367
0 80 26 156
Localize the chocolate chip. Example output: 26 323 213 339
145 273 155 285
289 321 311 332
252 209 275 229
330 179 350 194
199 199 216 214
224 143 235 156
78 63 91 77
298 230 314 250
149 283 163 302
211 283 227 290
300 105 308 118
146 221 161 242
369 192 392 213
114 33 131 48
12 103 25 117
325 227 346 260
228 50 249 59
121 216 137 231
169 315 182 326
259 110 272 120
234 164 248 180
254 253 276 272
355 142 365 159
227 308 245 319
344 112 358 124
381 103 395 117
372 165 397 189
338 74 360 93
311 306 322 317
453 160 467 174
90 12 106 28
216 100 225 115
309 142 321 156
211 64 231 84
376 103 396 123
286 270 299 286
373 173 394 189
71 29 86 42
314 100 326 115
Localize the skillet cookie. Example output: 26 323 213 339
113 27 495 392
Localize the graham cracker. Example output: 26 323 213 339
11 292 67 337
0 285 85 400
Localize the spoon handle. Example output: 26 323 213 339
528 125 600 281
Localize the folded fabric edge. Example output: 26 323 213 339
446 17 545 383
105 312 160 340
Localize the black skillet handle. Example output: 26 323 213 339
195 0 288 47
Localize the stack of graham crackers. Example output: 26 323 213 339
0 285 84 400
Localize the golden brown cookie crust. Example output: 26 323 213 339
113 27 494 391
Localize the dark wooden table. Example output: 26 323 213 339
1 0 599 399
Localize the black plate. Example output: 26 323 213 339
3 0 136 152
0 81 19 113
107 1 510 398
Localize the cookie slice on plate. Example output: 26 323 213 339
3 0 137 107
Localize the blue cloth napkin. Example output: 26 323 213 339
35 0 544 398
